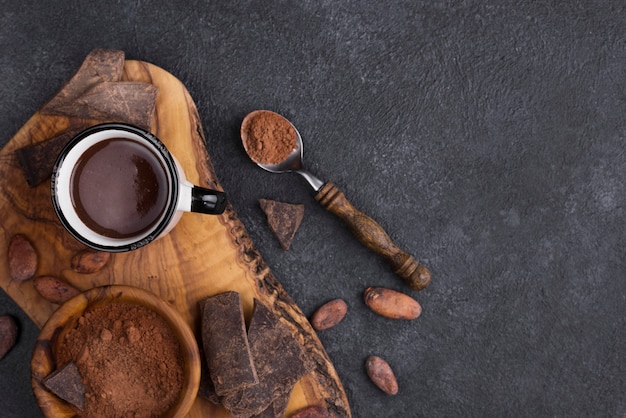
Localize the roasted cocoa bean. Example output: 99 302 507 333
310 299 348 330
71 249 110 274
290 405 331 418
365 355 398 395
0 315 18 360
33 275 80 304
363 287 421 320
8 234 37 281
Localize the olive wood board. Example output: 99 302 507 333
0 59 350 417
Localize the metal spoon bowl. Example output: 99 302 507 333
240 110 431 291
241 110 324 191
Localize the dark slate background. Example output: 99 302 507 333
1 1 625 417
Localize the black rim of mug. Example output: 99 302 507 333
50 122 180 252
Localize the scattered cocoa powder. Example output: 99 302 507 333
243 111 297 165
55 303 184 417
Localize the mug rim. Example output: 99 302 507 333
51 123 181 252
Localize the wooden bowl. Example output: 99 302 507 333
31 285 200 418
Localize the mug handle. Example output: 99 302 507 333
190 186 227 214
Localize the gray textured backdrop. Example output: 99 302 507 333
1 1 625 417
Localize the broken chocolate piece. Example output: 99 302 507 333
200 292 258 396
259 199 304 250
70 82 158 131
15 128 83 187
221 299 314 417
40 49 125 116
42 361 85 410
198 347 222 406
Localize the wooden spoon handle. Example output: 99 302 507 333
315 182 431 290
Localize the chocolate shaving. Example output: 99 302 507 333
40 49 125 116
259 199 305 250
42 361 85 411
15 128 83 187
221 299 313 417
200 292 258 396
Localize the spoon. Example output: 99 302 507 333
241 110 431 291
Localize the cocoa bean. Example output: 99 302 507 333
363 287 421 320
365 355 398 395
71 249 110 274
0 315 18 360
33 276 80 304
290 405 331 418
310 299 348 330
8 234 37 281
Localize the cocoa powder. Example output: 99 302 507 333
56 303 184 417
243 111 297 165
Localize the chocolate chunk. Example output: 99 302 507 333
259 199 304 250
15 127 83 187
69 82 158 131
198 348 221 405
42 361 85 410
0 315 18 360
221 299 313 417
200 292 258 396
41 49 125 116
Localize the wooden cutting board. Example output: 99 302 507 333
0 58 351 417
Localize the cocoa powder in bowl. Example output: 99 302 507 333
242 110 298 165
55 302 184 417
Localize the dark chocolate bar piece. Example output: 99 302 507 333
42 361 85 411
15 127 83 187
221 299 313 417
259 199 304 250
71 81 158 131
41 49 125 116
198 347 222 405
200 292 258 396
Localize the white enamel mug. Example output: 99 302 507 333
51 123 227 252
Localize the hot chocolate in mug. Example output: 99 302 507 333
51 123 227 252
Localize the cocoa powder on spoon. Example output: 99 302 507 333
241 110 297 165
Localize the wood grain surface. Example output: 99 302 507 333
0 58 350 417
